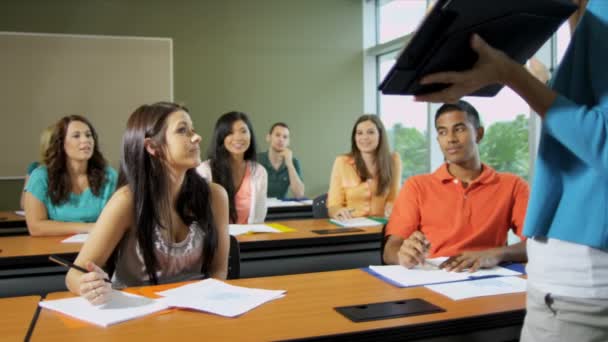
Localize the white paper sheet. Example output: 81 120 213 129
266 198 306 208
228 224 281 236
157 278 285 317
39 291 169 327
426 276 527 300
329 217 381 228
14 210 25 216
369 258 523 287
61 233 89 243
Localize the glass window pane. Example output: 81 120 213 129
463 90 530 180
378 0 427 44
378 52 429 181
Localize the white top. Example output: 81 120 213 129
527 237 608 298
196 160 268 224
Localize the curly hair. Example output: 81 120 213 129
44 115 108 205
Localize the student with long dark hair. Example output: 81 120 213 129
24 115 117 236
66 102 229 304
197 111 267 224
327 115 402 220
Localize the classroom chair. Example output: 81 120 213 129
312 193 329 218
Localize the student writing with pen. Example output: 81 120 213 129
65 102 229 305
327 115 401 220
383 101 528 272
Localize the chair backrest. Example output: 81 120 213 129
312 193 329 218
227 235 241 280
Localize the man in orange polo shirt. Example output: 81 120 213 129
383 100 529 272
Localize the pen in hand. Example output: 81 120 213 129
49 255 111 283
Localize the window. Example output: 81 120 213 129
365 0 561 182
377 0 427 44
378 52 429 181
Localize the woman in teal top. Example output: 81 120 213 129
24 115 117 236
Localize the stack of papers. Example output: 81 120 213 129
228 224 281 236
266 198 306 208
369 257 522 288
40 279 286 326
330 217 382 228
61 233 89 243
39 291 169 327
425 276 527 300
157 278 286 317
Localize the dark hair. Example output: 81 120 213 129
434 100 481 129
119 101 217 284
350 115 393 196
269 122 289 134
207 111 258 223
44 115 108 205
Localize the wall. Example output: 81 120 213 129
0 0 364 209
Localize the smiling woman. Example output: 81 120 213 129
197 111 268 224
327 115 402 221
23 115 118 236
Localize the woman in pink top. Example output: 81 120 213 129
197 112 267 224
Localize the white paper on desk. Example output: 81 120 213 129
329 217 380 228
157 278 285 317
39 291 169 327
426 276 527 300
228 224 281 236
298 199 313 205
369 265 470 287
266 198 305 208
61 233 89 243
14 210 25 216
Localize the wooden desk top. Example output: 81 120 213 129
0 219 381 261
0 295 40 341
0 211 27 230
32 269 525 341
0 235 80 259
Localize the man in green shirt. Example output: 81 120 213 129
257 122 305 198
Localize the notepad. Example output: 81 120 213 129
61 233 89 243
228 224 281 236
39 291 169 327
426 276 527 300
157 278 286 317
329 217 382 228
369 258 522 288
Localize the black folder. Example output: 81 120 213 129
378 0 577 97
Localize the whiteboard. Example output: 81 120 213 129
0 32 172 178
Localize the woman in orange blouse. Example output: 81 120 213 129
327 115 402 220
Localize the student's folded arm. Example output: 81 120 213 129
287 159 305 198
327 157 346 217
207 183 230 280
23 193 94 237
66 187 134 295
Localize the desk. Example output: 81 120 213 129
0 219 383 295
0 295 41 341
266 204 313 220
238 219 382 277
0 211 27 235
31 269 525 341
